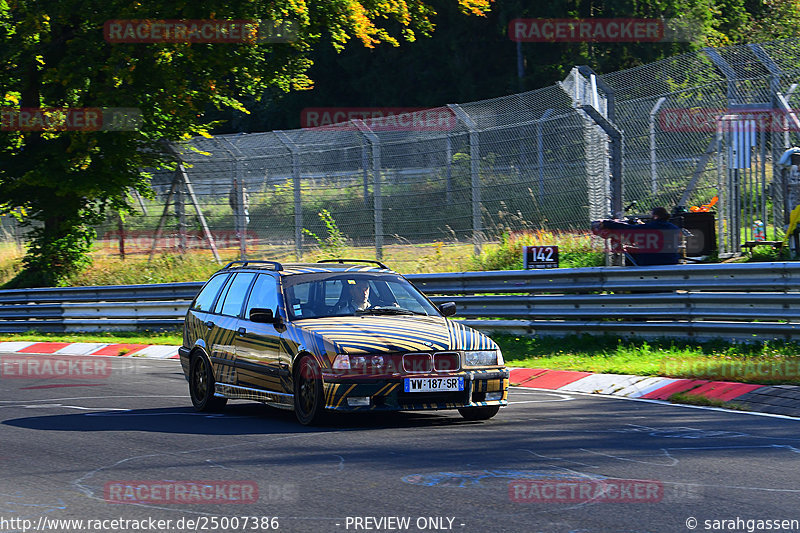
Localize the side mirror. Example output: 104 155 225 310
249 308 279 324
439 302 457 317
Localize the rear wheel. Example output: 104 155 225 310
458 405 500 421
294 356 325 425
189 354 227 412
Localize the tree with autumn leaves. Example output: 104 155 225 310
0 0 490 286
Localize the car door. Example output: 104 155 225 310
235 273 288 394
207 271 256 386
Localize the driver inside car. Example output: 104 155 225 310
336 279 372 313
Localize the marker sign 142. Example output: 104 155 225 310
523 245 559 269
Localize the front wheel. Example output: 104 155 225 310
189 354 227 412
294 356 325 425
458 405 500 421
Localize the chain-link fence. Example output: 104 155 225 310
39 38 800 267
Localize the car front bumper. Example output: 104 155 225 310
320 369 509 412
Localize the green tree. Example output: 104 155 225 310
0 0 490 287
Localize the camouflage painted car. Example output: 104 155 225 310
179 260 509 425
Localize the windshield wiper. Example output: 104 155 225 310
356 306 426 316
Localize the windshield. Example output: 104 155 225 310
281 272 440 320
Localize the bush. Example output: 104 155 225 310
469 229 604 271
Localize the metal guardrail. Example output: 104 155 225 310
1 262 799 341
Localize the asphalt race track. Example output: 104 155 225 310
1 353 800 533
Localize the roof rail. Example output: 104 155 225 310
317 259 389 270
223 260 283 271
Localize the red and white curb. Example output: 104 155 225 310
0 346 778 407
509 368 763 403
0 341 180 359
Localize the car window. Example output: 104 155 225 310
324 279 345 306
212 274 236 314
244 274 279 320
283 273 439 319
192 274 230 311
386 283 430 314
218 273 256 317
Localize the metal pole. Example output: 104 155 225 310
236 158 247 260
274 131 304 260
580 104 624 219
351 120 383 260
292 152 302 260
178 161 221 263
176 178 186 253
117 213 125 260
445 134 452 204
362 141 369 204
448 104 482 255
373 140 383 260
536 109 553 199
649 97 667 195
148 173 179 262
470 129 481 255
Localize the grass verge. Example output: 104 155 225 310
0 331 182 346
668 392 749 411
494 333 800 385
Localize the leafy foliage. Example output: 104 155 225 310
0 0 488 286
303 209 349 259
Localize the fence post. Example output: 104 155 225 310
750 43 786 240
448 103 482 255
581 105 624 219
536 109 554 198
275 131 303 260
649 97 666 195
445 134 453 204
234 158 247 260
175 177 186 253
362 140 370 204
576 66 621 219
352 120 383 260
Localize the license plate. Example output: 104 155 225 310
404 377 464 393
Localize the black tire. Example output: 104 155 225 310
458 405 500 421
294 356 325 425
189 354 228 412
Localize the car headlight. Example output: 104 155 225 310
332 354 350 370
332 354 386 372
463 350 501 367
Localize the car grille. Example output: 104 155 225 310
403 353 432 373
402 352 461 373
434 352 460 372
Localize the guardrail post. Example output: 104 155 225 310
449 103 483 255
